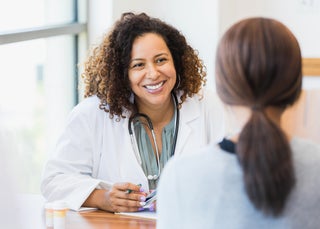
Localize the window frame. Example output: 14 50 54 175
0 0 87 104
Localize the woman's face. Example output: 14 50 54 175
128 33 176 110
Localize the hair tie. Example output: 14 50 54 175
252 104 263 111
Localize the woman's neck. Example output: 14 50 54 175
226 105 287 142
136 96 174 126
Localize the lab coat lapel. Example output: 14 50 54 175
174 97 199 156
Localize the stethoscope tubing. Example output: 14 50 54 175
128 93 179 180
171 93 179 157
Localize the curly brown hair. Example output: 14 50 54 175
82 12 206 119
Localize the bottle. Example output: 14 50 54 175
53 201 68 229
44 202 54 228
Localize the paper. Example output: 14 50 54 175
115 210 157 220
143 190 157 209
115 190 157 219
77 207 98 212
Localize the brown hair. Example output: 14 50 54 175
216 18 302 216
81 12 206 120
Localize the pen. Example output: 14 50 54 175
125 183 142 194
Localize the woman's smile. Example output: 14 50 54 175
144 80 166 92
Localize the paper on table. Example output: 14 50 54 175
116 191 157 220
115 210 157 220
77 207 97 212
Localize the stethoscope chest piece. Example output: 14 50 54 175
147 174 159 181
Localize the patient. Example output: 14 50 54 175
157 17 320 228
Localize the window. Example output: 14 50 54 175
0 0 87 194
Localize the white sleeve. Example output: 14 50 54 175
40 103 110 211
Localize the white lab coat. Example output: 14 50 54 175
40 89 225 210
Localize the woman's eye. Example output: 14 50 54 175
156 58 167 64
131 62 144 68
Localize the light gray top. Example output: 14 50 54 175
157 137 320 229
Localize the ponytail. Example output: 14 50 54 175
237 109 295 216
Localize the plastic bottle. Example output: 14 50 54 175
44 202 54 228
53 201 68 229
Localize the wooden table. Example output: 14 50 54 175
16 194 156 229
65 210 155 229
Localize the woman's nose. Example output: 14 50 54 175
146 64 160 79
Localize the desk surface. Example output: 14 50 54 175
15 194 156 229
66 210 156 229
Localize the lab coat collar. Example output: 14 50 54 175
121 92 200 157
174 94 200 156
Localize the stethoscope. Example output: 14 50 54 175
128 93 179 181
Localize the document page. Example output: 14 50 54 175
115 210 157 220
116 190 157 219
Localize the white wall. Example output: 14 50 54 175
88 0 320 89
87 0 114 46
218 0 320 87
219 0 320 57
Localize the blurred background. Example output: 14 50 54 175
0 0 319 195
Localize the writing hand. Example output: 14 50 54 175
102 182 147 212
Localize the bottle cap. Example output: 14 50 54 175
53 201 68 210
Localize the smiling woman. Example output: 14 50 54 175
40 11 225 213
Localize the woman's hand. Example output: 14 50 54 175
83 182 147 212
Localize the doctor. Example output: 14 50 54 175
41 12 224 213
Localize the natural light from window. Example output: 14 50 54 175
0 0 86 194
